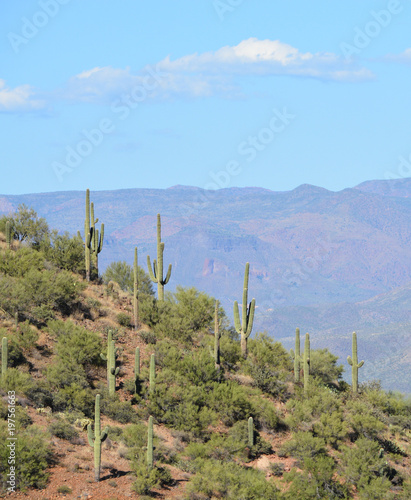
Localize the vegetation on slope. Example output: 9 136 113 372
0 205 410 499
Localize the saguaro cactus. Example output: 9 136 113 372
234 263 256 359
5 221 11 249
100 332 119 396
133 247 139 330
149 354 155 393
296 333 310 393
248 416 254 447
347 332 364 393
147 214 172 301
214 300 222 370
1 337 7 381
78 189 92 281
147 416 154 468
290 327 301 383
87 394 108 482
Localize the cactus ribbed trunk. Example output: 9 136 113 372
347 332 364 393
290 328 301 383
147 416 154 468
85 189 91 281
248 416 254 447
5 221 11 249
133 247 139 330
87 394 108 482
303 333 310 393
234 263 255 360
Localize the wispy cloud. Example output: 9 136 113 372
384 48 411 64
0 79 46 113
62 38 374 104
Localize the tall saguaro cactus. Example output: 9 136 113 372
100 332 119 396
78 189 104 281
1 337 7 381
290 327 301 383
87 394 108 482
214 300 222 370
147 416 154 468
133 247 139 330
296 333 310 393
347 332 364 393
147 214 172 301
234 263 256 359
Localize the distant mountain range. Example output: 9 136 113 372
1 179 410 393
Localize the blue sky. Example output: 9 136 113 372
1 0 411 195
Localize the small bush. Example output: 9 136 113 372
49 418 79 443
116 312 131 328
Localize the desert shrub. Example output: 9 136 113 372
15 321 39 351
48 418 79 443
0 333 25 367
208 382 253 427
285 379 341 430
228 420 272 459
0 247 44 277
279 432 327 462
251 398 281 431
140 329 157 344
185 459 279 499
0 422 53 491
54 322 102 366
344 399 385 440
131 461 173 495
313 411 350 448
103 261 154 296
99 391 138 424
339 437 392 491
309 348 344 386
39 231 85 274
0 368 32 394
116 312 131 327
282 455 348 500
219 329 241 366
26 380 53 408
51 383 94 416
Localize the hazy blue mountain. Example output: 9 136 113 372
1 179 410 392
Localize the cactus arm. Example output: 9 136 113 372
163 263 172 285
87 423 95 447
98 224 104 253
101 426 109 443
245 299 255 338
358 360 364 368
147 256 158 282
233 301 241 333
100 353 107 361
347 355 353 366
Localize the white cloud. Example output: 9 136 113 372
385 48 411 64
0 79 46 112
62 38 376 104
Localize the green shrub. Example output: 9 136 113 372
185 459 279 499
313 411 349 448
103 261 154 296
39 231 85 274
282 455 348 500
51 383 94 416
116 312 131 328
0 368 32 394
279 432 327 462
48 418 79 443
0 423 53 491
54 321 103 366
208 382 253 427
309 348 344 386
99 392 138 424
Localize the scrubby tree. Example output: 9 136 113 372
103 260 154 296
0 204 49 246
